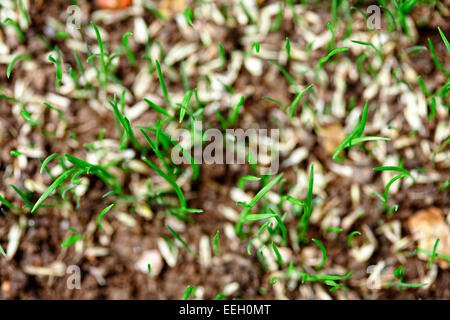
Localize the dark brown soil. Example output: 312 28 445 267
0 0 449 300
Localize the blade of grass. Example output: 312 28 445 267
428 38 450 78
181 285 195 300
272 241 284 267
61 234 83 248
167 224 196 257
289 84 314 118
213 230 220 255
122 32 137 66
438 27 450 52
7 54 32 79
142 157 187 208
97 204 115 231
312 238 327 270
235 173 284 235
238 175 261 190
297 165 314 242
428 238 440 268
31 168 78 214
347 231 361 247
155 60 172 108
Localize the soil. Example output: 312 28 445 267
0 0 449 300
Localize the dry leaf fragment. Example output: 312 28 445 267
408 207 450 269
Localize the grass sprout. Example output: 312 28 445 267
373 166 413 213
297 165 314 243
184 8 194 26
263 96 286 111
7 54 32 79
238 175 261 190
3 18 26 42
90 22 108 88
416 247 450 262
317 47 348 70
213 230 220 255
269 61 297 89
31 168 78 214
235 173 284 235
97 204 115 231
347 231 361 247
61 234 82 248
285 37 291 60
218 42 226 67
142 157 187 209
438 27 450 52
332 101 389 161
428 238 440 268
0 194 18 211
122 32 136 66
312 238 327 270
239 0 257 25
272 241 284 267
0 244 6 257
289 84 314 118
18 0 30 26
269 3 283 32
181 285 196 300
428 38 450 78
155 60 172 108
167 224 196 257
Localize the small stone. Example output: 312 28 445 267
408 207 450 269
1 281 10 292
317 124 346 155
135 250 164 277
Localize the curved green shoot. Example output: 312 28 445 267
312 238 327 270
289 84 314 118
31 168 78 214
61 234 82 248
40 153 62 174
297 165 314 242
235 173 284 235
317 47 348 70
218 42 226 67
142 157 187 208
7 54 31 78
272 241 284 267
263 96 286 111
428 238 440 268
238 175 261 190
155 60 171 108
213 230 220 255
97 204 115 230
269 61 297 88
438 27 450 53
181 285 196 300
184 8 194 26
167 224 196 257
428 38 450 78
122 32 136 66
347 231 361 247
3 18 26 42
285 37 291 60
